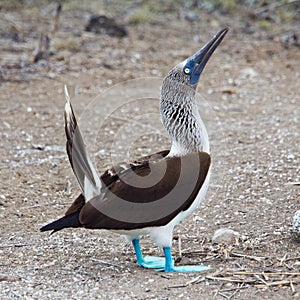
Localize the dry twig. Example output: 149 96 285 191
168 276 206 288
33 3 62 62
206 275 256 284
90 258 121 268
255 277 300 288
290 281 296 294
231 252 266 262
255 0 300 15
226 271 300 276
287 181 300 186
0 274 21 282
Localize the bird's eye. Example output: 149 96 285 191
184 67 190 75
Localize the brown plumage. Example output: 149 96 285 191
80 151 210 230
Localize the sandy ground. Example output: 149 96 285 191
0 1 300 299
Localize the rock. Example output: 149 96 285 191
85 15 127 38
184 11 200 22
281 31 299 49
212 228 240 246
242 22 256 34
292 210 300 239
239 67 258 79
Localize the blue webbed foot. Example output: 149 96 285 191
156 247 212 273
139 256 166 269
132 239 171 269
156 264 212 272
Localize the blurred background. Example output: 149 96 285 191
0 0 299 83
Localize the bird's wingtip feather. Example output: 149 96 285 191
64 85 73 118
64 84 70 103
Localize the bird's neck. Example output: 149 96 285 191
160 81 210 157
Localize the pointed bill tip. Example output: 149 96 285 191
215 27 230 40
218 27 230 35
211 27 229 44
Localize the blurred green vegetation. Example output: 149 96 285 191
1 0 299 24
127 8 154 24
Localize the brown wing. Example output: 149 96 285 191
64 150 170 215
79 152 211 230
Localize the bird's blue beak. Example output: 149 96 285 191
184 27 229 85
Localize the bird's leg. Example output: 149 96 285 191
132 239 166 269
157 247 212 272
163 246 175 272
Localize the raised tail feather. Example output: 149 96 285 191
40 87 101 234
64 85 101 200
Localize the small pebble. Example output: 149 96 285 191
292 210 300 239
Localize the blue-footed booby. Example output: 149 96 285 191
40 27 229 272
